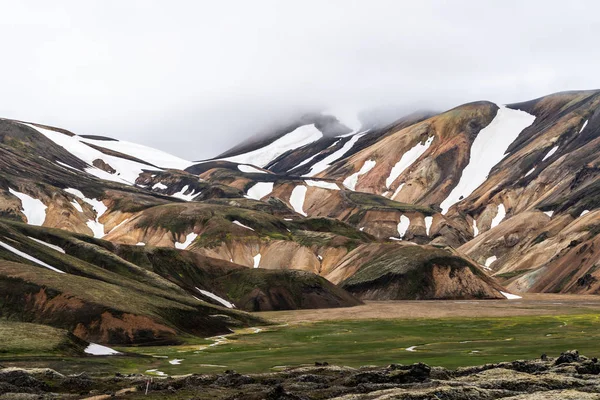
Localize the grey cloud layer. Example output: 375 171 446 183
1 0 599 159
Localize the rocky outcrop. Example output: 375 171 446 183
3 352 600 399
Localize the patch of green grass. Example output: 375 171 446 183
0 321 85 357
94 314 600 375
495 269 532 280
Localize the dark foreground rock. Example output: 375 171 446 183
2 351 600 399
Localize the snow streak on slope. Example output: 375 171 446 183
542 145 559 161
79 137 192 170
232 220 254 231
305 180 340 190
343 159 376 190
439 106 535 213
580 120 589 133
223 124 323 167
238 164 267 174
23 123 154 185
290 185 308 216
8 189 47 226
175 233 198 250
306 133 367 177
171 185 199 201
65 188 107 238
386 137 434 188
0 240 65 273
246 182 274 200
253 253 262 268
424 216 433 236
196 287 235 308
491 204 506 229
28 237 65 254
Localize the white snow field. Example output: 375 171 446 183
289 185 308 216
306 133 367 177
65 188 107 238
424 216 433 236
305 179 340 190
232 220 254 231
490 204 506 229
343 159 377 190
28 237 65 254
485 256 497 267
175 232 198 250
223 124 323 167
542 145 559 161
500 291 522 300
0 240 65 273
237 164 267 174
385 137 434 188
84 343 120 355
246 182 274 200
78 137 192 170
439 106 536 213
196 287 236 308
171 185 199 201
23 123 155 185
8 188 47 226
253 253 262 268
397 215 411 238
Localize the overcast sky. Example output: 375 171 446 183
1 0 599 159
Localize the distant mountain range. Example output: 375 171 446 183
1 89 598 345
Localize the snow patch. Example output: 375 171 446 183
65 188 107 238
343 159 376 190
70 200 83 213
28 237 65 254
397 215 410 238
385 137 433 188
306 133 367 176
223 124 322 167
136 242 146 246
290 185 308 216
544 211 554 218
542 145 559 161
485 256 497 267
472 218 479 237
424 216 433 236
525 168 535 177
580 210 590 217
175 233 198 250
196 287 236 308
9 189 47 226
440 106 535 213
253 253 261 268
490 204 506 229
246 182 274 200
580 120 589 133
232 220 254 231
500 291 522 300
152 182 168 190
169 359 183 365
84 343 120 355
238 164 267 174
406 346 417 352
0 240 65 273
171 185 198 201
391 183 405 200
305 180 340 190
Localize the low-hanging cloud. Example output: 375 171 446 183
1 0 599 159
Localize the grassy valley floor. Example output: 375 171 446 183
3 294 600 376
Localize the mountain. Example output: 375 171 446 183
6 90 598 346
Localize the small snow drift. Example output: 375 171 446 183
305 132 367 177
65 188 107 238
397 215 411 239
84 343 120 356
440 105 535 213
175 232 198 250
232 220 254 231
238 164 267 174
305 180 340 190
424 216 433 237
343 159 376 190
196 287 236 308
490 204 506 229
28 237 65 254
500 291 522 300
246 182 274 200
0 240 65 273
290 185 308 216
171 185 199 201
9 189 47 226
542 145 559 161
386 137 433 188
253 253 262 268
223 124 323 167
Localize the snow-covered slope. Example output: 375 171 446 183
222 124 323 167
